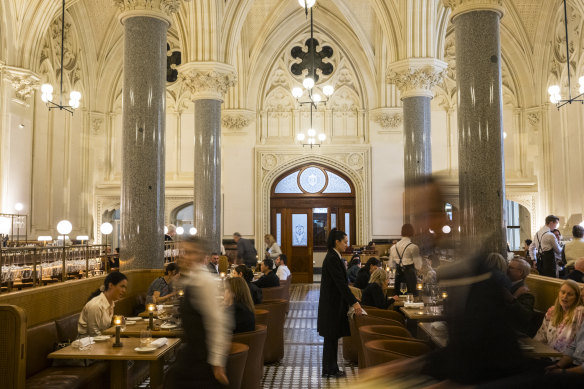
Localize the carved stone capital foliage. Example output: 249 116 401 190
178 62 237 101
373 112 402 129
222 109 254 132
386 58 447 99
442 0 504 21
113 0 181 24
2 66 40 102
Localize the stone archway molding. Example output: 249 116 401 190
255 145 371 251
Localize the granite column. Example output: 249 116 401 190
448 1 507 256
116 3 178 269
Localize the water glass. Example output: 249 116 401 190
140 329 152 347
120 316 127 332
399 282 408 295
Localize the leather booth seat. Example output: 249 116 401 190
363 339 431 367
350 314 405 368
226 342 249 389
254 309 269 327
256 299 287 363
232 325 267 389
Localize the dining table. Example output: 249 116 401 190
400 305 445 336
104 319 184 338
48 337 181 389
417 322 563 358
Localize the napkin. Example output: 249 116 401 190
404 302 424 308
156 305 164 312
347 306 368 319
151 337 168 348
73 337 94 348
431 321 447 332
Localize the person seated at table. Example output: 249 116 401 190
275 254 290 281
165 236 231 388
346 254 361 284
361 267 395 309
234 264 263 304
206 252 219 274
225 277 255 333
354 257 380 289
567 258 584 283
253 258 280 288
503 257 535 335
78 271 127 336
535 279 584 353
146 263 179 304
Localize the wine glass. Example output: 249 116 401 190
120 316 127 332
400 282 407 295
140 329 152 347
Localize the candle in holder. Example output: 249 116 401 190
220 272 226 279
177 289 184 297
441 291 448 299
113 315 123 347
146 303 156 330
416 282 423 291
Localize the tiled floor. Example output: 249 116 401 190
261 283 358 389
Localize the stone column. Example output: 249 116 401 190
115 1 180 269
179 62 236 253
387 59 446 248
444 0 507 256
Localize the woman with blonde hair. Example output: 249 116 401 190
361 267 396 309
264 234 282 261
225 277 255 333
535 279 584 353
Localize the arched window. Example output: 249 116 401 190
273 166 353 194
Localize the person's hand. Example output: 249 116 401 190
545 364 562 374
353 302 363 316
212 366 229 385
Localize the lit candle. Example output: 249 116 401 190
113 315 123 347
441 291 448 299
416 282 423 291
146 304 156 330
220 272 226 279
178 289 184 297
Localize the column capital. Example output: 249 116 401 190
2 65 40 102
113 0 181 26
386 58 447 99
178 62 237 101
442 0 504 21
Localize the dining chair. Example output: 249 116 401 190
362 307 405 325
225 342 249 389
232 325 267 389
363 339 431 367
352 314 405 368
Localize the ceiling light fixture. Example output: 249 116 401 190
40 0 81 114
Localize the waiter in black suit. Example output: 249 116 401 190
317 228 363 378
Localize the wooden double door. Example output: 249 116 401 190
271 199 355 283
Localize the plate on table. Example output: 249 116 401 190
160 323 178 330
126 317 142 321
93 335 111 342
125 320 136 326
134 346 157 353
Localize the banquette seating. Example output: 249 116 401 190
225 343 249 389
256 299 287 363
232 325 268 389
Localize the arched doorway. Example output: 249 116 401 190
270 164 356 283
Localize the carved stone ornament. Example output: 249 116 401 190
373 112 402 129
261 154 278 171
387 59 448 99
3 66 40 102
178 62 237 101
442 0 504 20
527 112 540 128
222 113 252 130
92 118 104 135
113 0 181 24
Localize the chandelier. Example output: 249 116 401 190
548 0 584 108
40 0 81 114
293 0 334 148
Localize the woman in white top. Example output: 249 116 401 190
390 224 423 295
264 234 282 260
78 271 128 336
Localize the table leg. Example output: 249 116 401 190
110 360 128 389
149 359 164 389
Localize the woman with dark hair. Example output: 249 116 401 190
225 277 256 333
78 271 128 336
390 223 423 295
318 228 363 378
234 264 263 304
347 254 361 283
354 257 381 289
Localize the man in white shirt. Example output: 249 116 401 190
563 225 584 269
529 215 561 277
389 224 423 295
275 254 291 281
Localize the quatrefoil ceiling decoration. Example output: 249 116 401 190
290 38 333 83
167 43 181 83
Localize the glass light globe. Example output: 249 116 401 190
190 227 197 235
312 93 321 103
307 128 316 137
442 225 451 234
429 229 435 234
298 0 316 8
57 220 73 235
176 226 184 235
14 203 24 212
70 91 81 101
323 85 334 96
297 133 306 141
164 226 169 234
579 77 584 86
303 77 315 90
292 87 303 98
548 85 560 95
579 85 584 94
318 133 326 141
100 222 113 235
503 132 507 139
41 84 53 94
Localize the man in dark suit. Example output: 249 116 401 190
233 232 257 267
206 252 219 274
254 259 280 288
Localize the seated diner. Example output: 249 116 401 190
146 262 179 304
254 258 280 288
225 277 256 333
